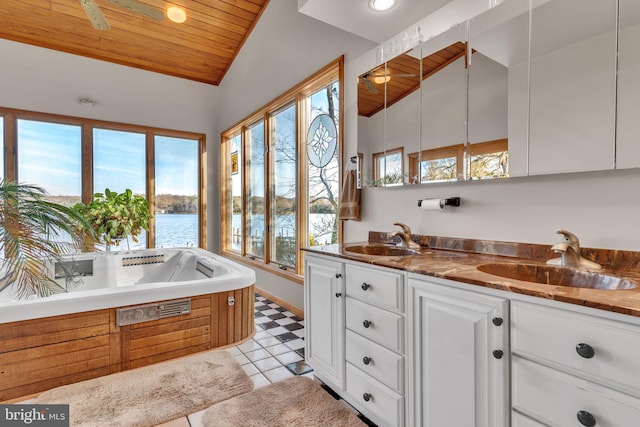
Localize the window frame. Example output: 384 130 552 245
220 57 344 282
0 107 207 249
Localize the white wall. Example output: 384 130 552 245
213 0 375 308
0 38 220 245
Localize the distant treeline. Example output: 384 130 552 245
47 194 198 214
232 196 335 214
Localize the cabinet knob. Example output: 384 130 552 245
576 343 595 359
493 350 504 359
363 356 372 365
577 410 596 427
492 317 503 326
335 273 342 279
361 282 370 291
362 393 372 402
363 320 372 329
335 292 342 298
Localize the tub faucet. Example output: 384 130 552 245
546 229 601 270
390 222 421 249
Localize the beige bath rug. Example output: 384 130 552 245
201 376 367 427
35 350 253 427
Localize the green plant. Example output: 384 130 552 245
0 180 95 298
73 189 152 247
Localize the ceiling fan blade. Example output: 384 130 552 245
79 0 111 30
362 78 378 94
108 0 164 21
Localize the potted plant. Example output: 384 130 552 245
73 188 152 250
0 180 95 298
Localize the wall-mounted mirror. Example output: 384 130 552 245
414 22 467 184
357 0 626 187
357 62 387 185
616 0 640 169
468 0 530 179
528 0 617 175
358 48 422 186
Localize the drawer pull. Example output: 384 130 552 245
335 273 342 279
577 410 596 427
492 317 503 326
335 292 342 298
363 320 372 328
363 356 372 365
363 392 372 402
576 343 595 359
361 282 371 291
492 349 504 359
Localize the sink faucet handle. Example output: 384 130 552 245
556 229 579 245
393 222 411 234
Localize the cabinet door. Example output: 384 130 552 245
409 277 509 427
304 255 345 389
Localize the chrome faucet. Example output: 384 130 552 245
390 222 421 249
546 229 601 270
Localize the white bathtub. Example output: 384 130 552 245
0 247 255 324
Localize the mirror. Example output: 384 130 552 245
359 48 422 186
357 0 625 186
616 0 640 169
358 62 387 185
468 0 530 179
415 22 468 184
528 0 617 175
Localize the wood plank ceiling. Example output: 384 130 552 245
358 41 467 117
0 0 270 85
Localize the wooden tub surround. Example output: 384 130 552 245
0 286 254 401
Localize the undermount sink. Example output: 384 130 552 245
343 244 467 258
476 263 638 290
343 244 420 257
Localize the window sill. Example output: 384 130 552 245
221 250 304 285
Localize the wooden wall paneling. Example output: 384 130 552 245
210 292 220 348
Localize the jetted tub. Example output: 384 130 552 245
0 247 256 324
0 247 257 401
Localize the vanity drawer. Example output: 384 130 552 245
513 356 640 427
512 301 640 395
346 330 404 393
346 362 404 427
511 411 547 427
346 297 404 353
346 264 404 312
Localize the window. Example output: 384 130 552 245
468 139 508 179
246 121 265 259
155 136 200 247
221 58 343 278
93 128 147 249
0 116 4 181
0 108 206 250
271 103 297 268
373 146 404 186
17 119 82 204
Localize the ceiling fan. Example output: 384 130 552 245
358 71 417 94
79 0 164 30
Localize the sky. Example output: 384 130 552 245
14 119 198 196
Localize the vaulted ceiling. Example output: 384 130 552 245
0 0 270 85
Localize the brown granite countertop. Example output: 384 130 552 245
302 233 640 318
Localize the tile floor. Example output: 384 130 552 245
162 294 317 427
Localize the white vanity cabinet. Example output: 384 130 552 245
344 263 407 427
511 300 640 426
304 254 345 389
408 274 510 427
304 254 407 427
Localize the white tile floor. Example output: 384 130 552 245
174 294 314 427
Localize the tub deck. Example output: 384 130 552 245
0 286 255 401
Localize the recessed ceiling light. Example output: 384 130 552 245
369 0 397 12
167 6 187 23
